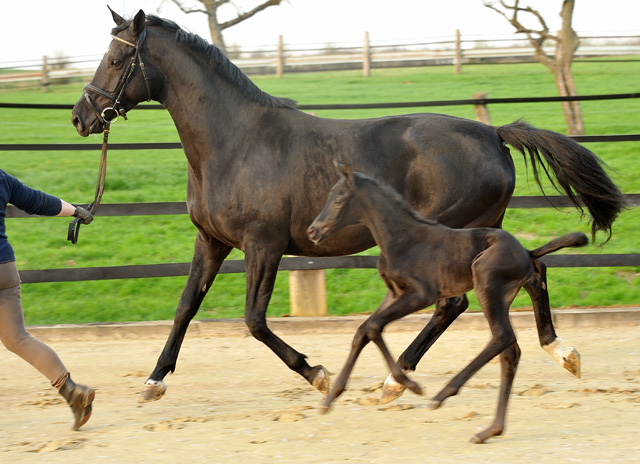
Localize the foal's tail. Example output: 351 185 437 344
496 121 627 242
529 232 589 259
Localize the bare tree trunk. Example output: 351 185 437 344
555 0 583 135
484 0 585 135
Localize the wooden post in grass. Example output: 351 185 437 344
454 29 462 75
42 56 50 93
289 266 327 317
363 32 371 78
473 91 491 125
276 35 284 78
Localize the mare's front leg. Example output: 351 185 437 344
526 260 580 377
140 234 231 402
381 295 469 403
244 245 330 394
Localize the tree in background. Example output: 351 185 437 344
485 0 584 135
164 0 284 55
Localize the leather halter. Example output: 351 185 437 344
68 28 151 244
83 28 151 126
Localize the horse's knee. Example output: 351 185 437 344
245 313 270 341
501 343 521 367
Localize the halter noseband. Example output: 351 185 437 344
83 28 151 126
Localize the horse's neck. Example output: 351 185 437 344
358 186 425 255
148 37 259 167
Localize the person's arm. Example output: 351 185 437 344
57 200 76 217
57 200 94 224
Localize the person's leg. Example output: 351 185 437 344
0 261 94 430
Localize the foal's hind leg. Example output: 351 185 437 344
526 260 581 378
430 256 522 443
470 341 521 444
141 234 232 402
381 295 469 404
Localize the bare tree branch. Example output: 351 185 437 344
166 0 210 16
220 0 283 29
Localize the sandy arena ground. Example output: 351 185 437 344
0 310 638 463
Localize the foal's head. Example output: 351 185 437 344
307 161 363 244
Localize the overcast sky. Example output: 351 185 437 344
1 0 639 66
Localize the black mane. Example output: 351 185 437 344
114 15 296 109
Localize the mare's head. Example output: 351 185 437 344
307 161 364 245
72 8 157 136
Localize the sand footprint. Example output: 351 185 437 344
29 438 86 453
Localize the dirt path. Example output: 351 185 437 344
0 314 639 463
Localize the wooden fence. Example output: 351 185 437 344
1 94 639 291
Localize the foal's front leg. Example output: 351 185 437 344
321 290 428 412
382 295 469 403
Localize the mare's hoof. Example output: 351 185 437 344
310 366 330 395
139 379 167 403
380 373 407 404
562 347 581 378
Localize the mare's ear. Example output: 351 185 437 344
108 6 126 26
130 10 146 36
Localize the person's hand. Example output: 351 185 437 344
73 206 94 225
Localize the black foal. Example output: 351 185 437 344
307 161 588 443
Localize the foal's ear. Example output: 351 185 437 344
130 10 147 36
333 159 354 184
108 6 126 26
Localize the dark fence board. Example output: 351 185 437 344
18 254 639 284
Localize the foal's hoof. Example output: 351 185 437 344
426 399 442 411
317 396 334 414
139 379 167 403
310 366 330 395
562 347 581 379
380 373 407 404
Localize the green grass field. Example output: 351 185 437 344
1 59 638 325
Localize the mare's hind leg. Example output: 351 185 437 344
243 245 329 394
525 260 580 378
381 295 469 403
140 233 232 402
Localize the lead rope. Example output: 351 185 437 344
68 123 109 244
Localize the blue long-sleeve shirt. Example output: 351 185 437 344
0 169 62 264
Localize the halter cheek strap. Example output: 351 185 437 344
83 28 151 125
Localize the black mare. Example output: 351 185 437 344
307 162 589 443
70 9 625 402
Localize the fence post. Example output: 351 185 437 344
472 91 491 124
454 29 462 75
289 261 327 317
42 56 50 93
276 35 284 78
363 31 371 78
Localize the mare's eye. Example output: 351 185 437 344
110 59 122 68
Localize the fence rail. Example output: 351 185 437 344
2 93 638 284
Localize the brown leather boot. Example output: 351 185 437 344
58 375 95 430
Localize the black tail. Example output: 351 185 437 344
496 121 627 242
529 232 589 259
